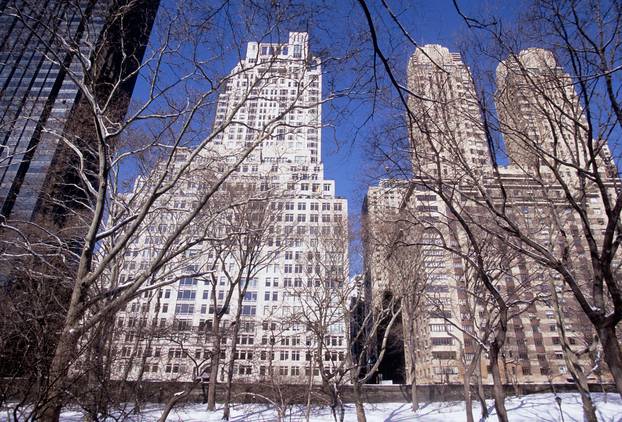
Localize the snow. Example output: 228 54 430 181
3 392 621 421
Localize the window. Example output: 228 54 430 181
238 365 252 375
237 335 255 345
175 304 194 315
241 305 256 316
243 292 257 302
432 351 456 360
179 277 197 286
177 290 196 300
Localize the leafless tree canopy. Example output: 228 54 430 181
1 1 621 421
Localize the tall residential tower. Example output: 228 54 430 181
365 45 615 386
407 44 489 179
111 33 349 384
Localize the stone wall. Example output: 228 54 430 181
3 379 616 406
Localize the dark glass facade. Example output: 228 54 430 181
0 0 158 223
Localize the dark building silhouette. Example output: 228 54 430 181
0 0 159 378
0 0 158 226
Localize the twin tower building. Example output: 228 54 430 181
365 45 615 385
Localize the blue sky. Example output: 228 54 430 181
322 1 484 208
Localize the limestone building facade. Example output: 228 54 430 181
110 33 349 384
364 45 617 386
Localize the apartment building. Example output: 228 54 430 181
364 45 615 386
364 180 467 384
407 44 490 179
110 33 349 384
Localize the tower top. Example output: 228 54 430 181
496 48 558 81
410 44 462 67
245 31 309 61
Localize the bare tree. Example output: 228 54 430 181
356 3 622 422
0 1 362 419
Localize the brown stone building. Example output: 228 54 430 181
363 45 618 387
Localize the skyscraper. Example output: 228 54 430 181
0 0 159 225
0 0 159 381
496 48 590 171
407 44 489 179
365 45 616 387
111 32 349 384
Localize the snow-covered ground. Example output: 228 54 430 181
4 393 621 421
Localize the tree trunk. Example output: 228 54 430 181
352 381 366 422
304 359 315 422
463 379 474 422
404 308 419 412
337 388 345 422
207 318 222 411
84 320 111 421
463 365 474 422
39 319 81 421
551 282 597 422
158 386 196 422
476 361 489 419
410 364 418 412
577 387 598 422
598 324 622 397
327 382 345 422
222 318 240 421
489 341 508 422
